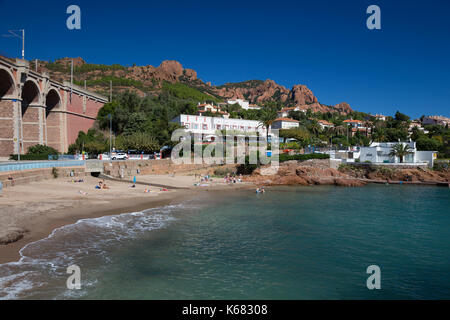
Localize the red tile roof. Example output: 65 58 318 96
274 118 299 123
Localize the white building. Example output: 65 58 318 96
422 115 450 126
171 114 269 136
277 106 305 118
227 99 260 110
317 120 334 130
271 118 300 130
227 99 249 109
359 141 437 168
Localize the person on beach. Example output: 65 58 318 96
8 175 15 186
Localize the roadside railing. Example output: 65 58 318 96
0 160 85 173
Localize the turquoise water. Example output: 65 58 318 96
0 185 449 299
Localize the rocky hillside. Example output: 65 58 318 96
37 57 353 114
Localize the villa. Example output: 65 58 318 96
171 114 268 137
359 141 437 168
227 99 261 110
271 118 300 130
277 106 305 118
318 120 334 130
422 115 450 127
343 119 371 136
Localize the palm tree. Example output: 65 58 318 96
258 107 278 143
389 143 413 163
308 121 321 136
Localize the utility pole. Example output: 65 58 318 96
70 59 73 102
109 114 112 159
109 80 112 102
2 29 25 59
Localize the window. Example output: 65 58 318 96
203 124 208 130
216 125 221 130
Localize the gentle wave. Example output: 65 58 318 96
0 203 197 300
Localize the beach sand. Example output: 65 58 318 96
0 174 253 264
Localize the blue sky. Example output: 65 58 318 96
1 0 449 118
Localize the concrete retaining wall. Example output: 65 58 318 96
0 166 85 188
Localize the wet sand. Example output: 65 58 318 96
0 175 254 264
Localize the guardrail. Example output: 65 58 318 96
0 160 86 173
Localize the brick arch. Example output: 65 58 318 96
45 88 62 151
0 67 16 156
0 67 16 98
21 79 43 152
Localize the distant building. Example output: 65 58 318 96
271 118 300 130
359 141 437 168
422 115 450 127
277 106 305 118
171 114 269 136
343 119 371 136
226 99 260 110
374 114 387 121
317 120 334 130
197 103 230 118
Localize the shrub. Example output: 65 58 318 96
27 144 59 156
279 153 330 162
213 167 236 177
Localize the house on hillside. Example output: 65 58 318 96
422 115 450 127
343 119 371 136
317 120 334 130
271 118 300 130
277 106 305 118
359 141 437 168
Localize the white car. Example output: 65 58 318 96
111 152 128 160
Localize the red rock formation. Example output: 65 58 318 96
288 84 318 105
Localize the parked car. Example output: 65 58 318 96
97 153 111 161
111 152 128 160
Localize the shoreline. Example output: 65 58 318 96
1 170 447 265
0 190 194 264
0 175 255 265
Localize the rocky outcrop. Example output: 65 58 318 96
215 80 353 114
339 165 450 183
245 160 366 187
215 79 290 103
0 227 26 245
40 56 354 114
288 85 318 105
333 102 353 114
54 57 86 68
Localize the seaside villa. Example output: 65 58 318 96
359 141 437 168
171 114 269 137
271 118 300 130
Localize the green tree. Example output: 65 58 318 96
389 143 413 163
258 107 278 142
26 144 59 156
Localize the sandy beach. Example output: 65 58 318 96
0 174 253 264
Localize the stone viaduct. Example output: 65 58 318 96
0 56 108 158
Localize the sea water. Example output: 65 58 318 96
0 185 449 299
